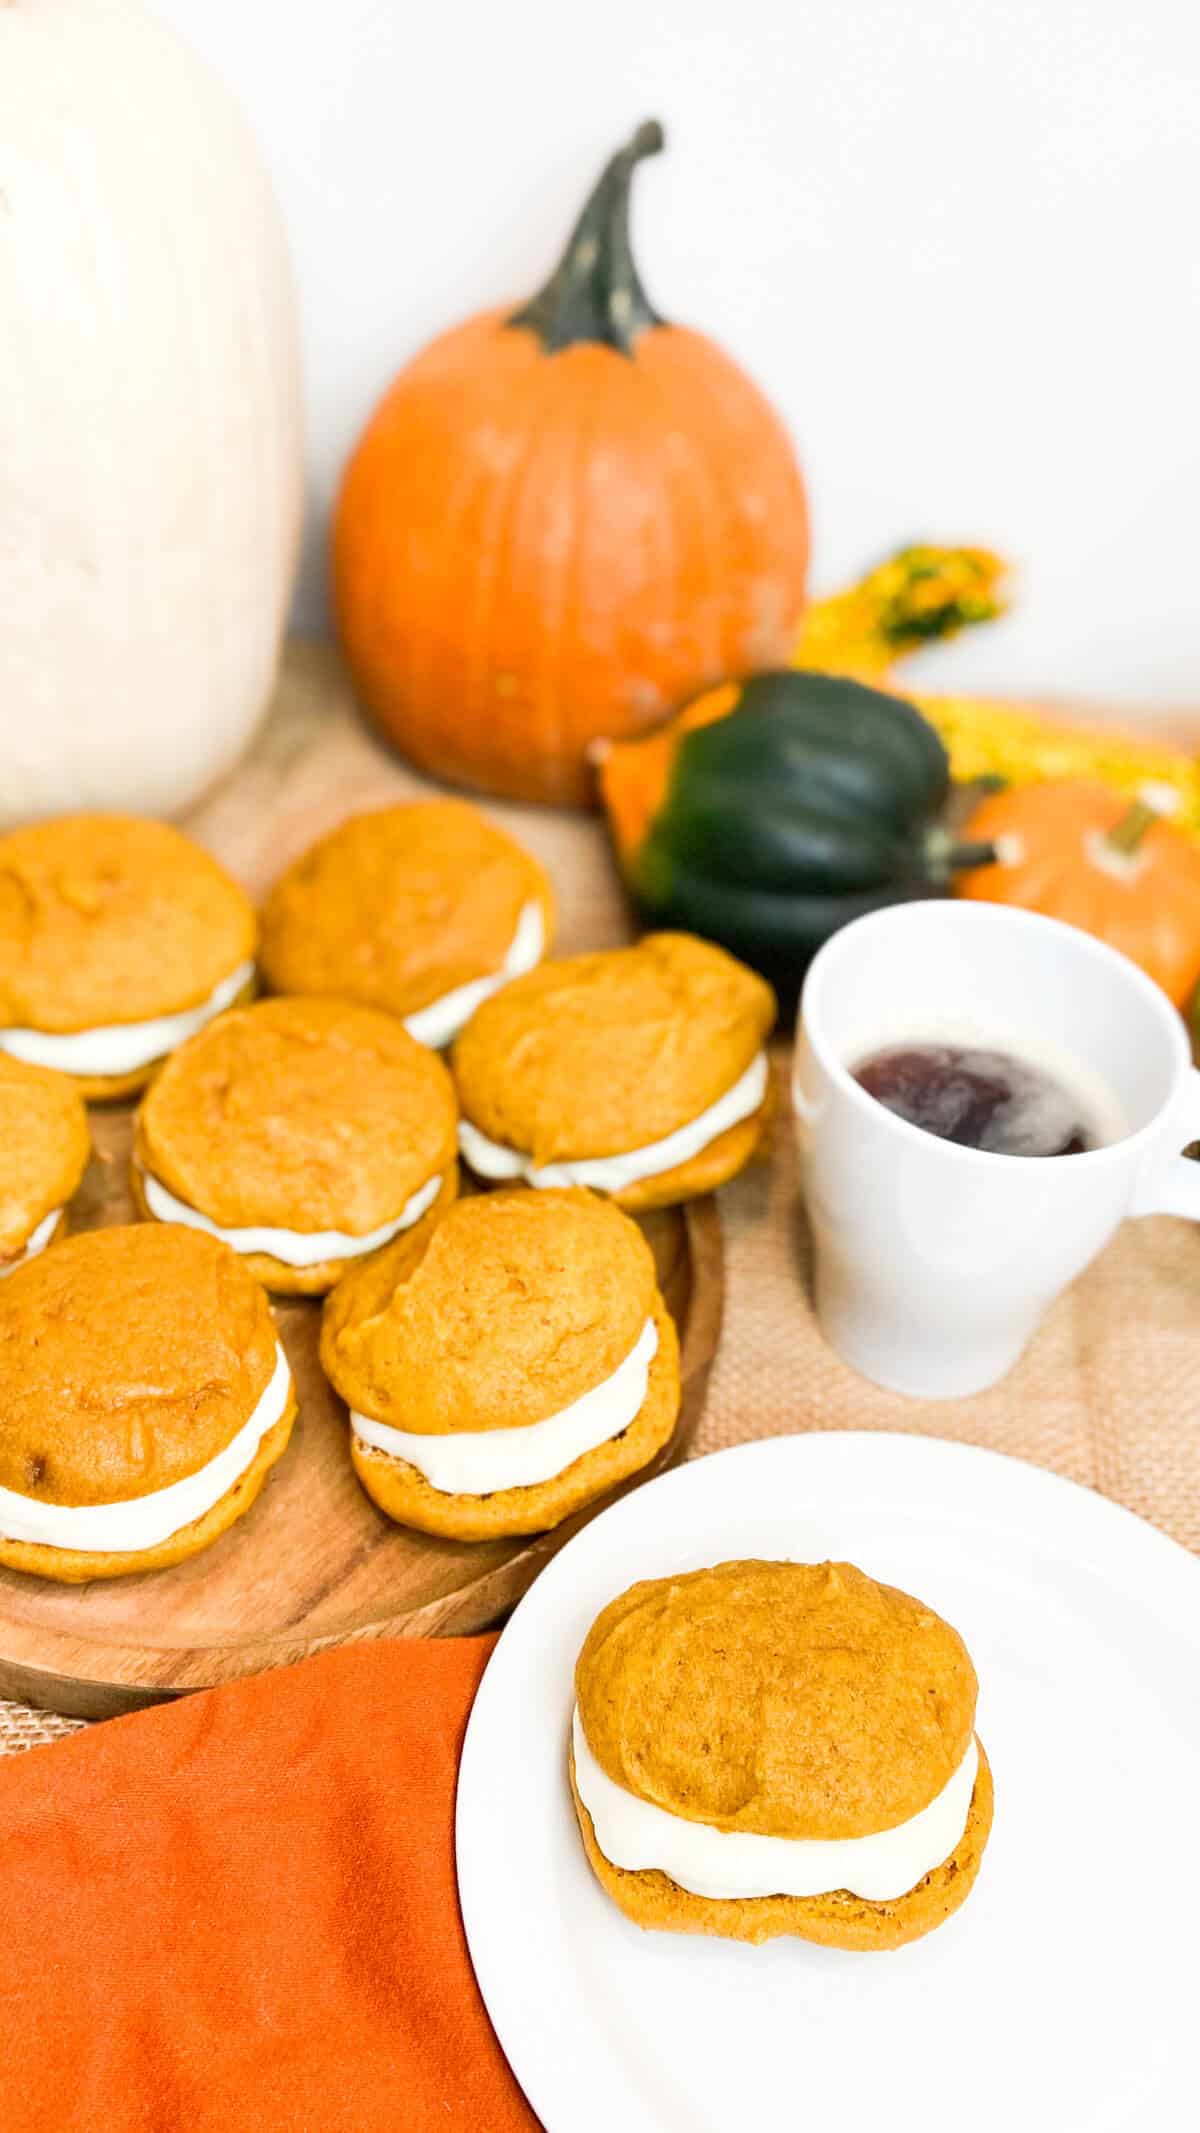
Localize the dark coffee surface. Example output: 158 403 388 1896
853 1044 1102 1156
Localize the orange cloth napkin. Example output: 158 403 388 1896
0 1639 539 2133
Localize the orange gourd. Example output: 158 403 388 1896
332 122 809 808
956 780 1200 1008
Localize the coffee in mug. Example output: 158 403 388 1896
852 1041 1122 1157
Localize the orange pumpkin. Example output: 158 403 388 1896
333 122 809 808
956 779 1200 1008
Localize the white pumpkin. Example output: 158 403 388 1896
0 0 304 824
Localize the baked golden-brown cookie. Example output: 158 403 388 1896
321 1188 681 1539
571 1559 993 1949
0 814 256 1099
258 799 555 1047
133 996 458 1296
0 1225 296 1582
0 1056 90 1274
453 934 775 1210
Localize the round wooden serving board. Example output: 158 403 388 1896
0 1108 722 1718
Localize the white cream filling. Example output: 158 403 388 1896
572 1710 979 1903
351 1316 659 1495
0 960 254 1079
0 1339 292 1554
137 1164 443 1269
459 1049 769 1194
0 1206 62 1278
404 902 545 1050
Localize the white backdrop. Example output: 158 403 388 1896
154 0 1200 706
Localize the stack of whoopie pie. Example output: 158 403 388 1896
571 1559 993 1950
0 1225 296 1583
0 813 256 1099
321 1189 681 1539
0 1055 89 1276
256 809 776 1542
0 791 780 1578
259 800 555 1049
454 932 775 1210
0 814 308 1583
132 996 458 1296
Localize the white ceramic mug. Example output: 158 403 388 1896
793 900 1200 1398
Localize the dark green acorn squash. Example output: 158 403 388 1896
597 669 994 987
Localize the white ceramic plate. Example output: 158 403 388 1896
457 1432 1200 2133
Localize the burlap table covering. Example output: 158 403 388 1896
3 642 1196 1755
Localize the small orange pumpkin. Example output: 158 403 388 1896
333 123 809 808
956 779 1200 1008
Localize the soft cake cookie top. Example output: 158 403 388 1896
0 1057 89 1257
322 1187 657 1434
258 799 554 1018
0 1224 278 1505
575 1559 978 1841
136 996 457 1236
453 933 775 1166
0 814 255 1031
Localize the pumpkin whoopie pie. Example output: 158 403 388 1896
0 1056 90 1275
0 1225 296 1583
454 932 775 1210
0 813 256 1099
133 996 458 1296
258 799 554 1048
571 1559 993 1951
320 1188 681 1539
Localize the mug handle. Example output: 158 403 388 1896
1130 1067 1200 1220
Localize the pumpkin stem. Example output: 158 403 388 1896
920 829 999 881
944 839 1000 872
509 121 665 357
1104 798 1158 857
